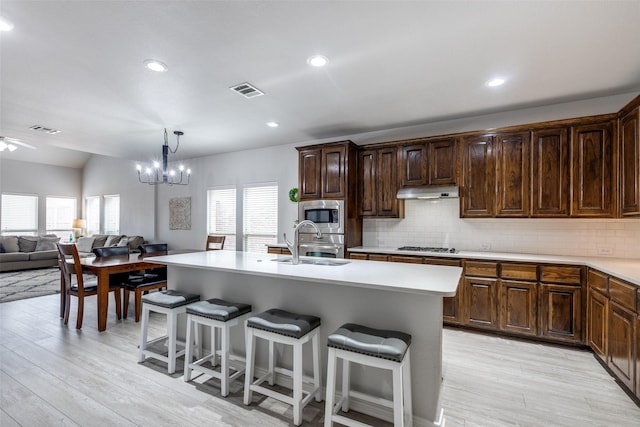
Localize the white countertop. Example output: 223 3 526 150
147 250 462 297
348 246 640 286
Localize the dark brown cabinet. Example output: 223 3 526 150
359 147 403 217
570 121 615 217
400 138 457 187
298 142 354 200
400 144 427 186
499 280 537 336
531 127 570 217
461 135 494 217
464 277 499 330
588 288 608 359
495 132 531 217
608 301 635 391
539 284 582 343
636 313 640 399
619 101 640 216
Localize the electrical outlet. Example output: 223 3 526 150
480 243 491 251
597 246 614 256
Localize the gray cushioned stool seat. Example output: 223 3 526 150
141 289 200 309
327 323 412 362
186 298 252 322
246 308 320 338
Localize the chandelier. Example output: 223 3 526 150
137 128 191 185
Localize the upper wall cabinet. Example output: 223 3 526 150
619 98 640 216
400 138 457 188
297 141 357 200
531 128 570 217
570 121 615 217
359 146 403 217
495 132 531 217
461 135 494 217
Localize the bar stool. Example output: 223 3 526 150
138 289 200 374
324 323 413 427
243 308 322 426
183 298 252 396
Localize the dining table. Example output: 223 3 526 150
61 253 166 332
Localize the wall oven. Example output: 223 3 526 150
298 233 345 259
298 199 344 235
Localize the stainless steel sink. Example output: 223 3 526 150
271 257 350 266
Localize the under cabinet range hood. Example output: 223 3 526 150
396 186 459 200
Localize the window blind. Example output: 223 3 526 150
103 194 120 235
207 187 236 251
243 184 278 253
46 196 76 238
1 193 38 236
85 196 100 236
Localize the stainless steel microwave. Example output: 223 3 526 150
298 199 345 234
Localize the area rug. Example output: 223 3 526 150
0 267 66 303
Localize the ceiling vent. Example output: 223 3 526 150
229 82 264 99
29 125 61 134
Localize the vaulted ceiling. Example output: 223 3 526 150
1 1 639 168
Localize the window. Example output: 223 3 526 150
1 193 38 236
243 184 278 253
46 196 77 238
207 187 236 251
103 194 120 235
85 196 100 236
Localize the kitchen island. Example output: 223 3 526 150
148 250 462 426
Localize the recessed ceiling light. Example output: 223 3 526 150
144 59 168 72
266 121 279 128
307 55 329 67
485 78 505 87
0 16 14 32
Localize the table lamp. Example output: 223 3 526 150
72 219 86 239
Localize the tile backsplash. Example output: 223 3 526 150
362 199 640 259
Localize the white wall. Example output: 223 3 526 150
81 155 156 239
0 158 82 234
155 143 299 250
363 199 640 259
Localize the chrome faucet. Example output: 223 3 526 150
284 220 322 265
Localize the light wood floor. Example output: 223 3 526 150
1 294 638 426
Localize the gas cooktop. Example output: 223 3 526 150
397 246 457 254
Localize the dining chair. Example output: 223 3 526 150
92 245 130 257
57 243 122 329
123 243 169 322
206 235 225 251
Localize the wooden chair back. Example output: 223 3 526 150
57 243 86 292
206 235 225 251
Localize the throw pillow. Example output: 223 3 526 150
127 236 144 250
92 235 108 248
35 236 61 251
76 236 95 253
18 236 38 252
0 236 19 253
105 235 123 246
117 237 129 247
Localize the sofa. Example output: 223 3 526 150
0 234 145 272
0 235 60 272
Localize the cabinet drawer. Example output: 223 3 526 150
501 263 537 281
588 269 609 295
369 254 390 262
424 257 461 267
348 253 369 260
465 261 498 278
609 278 637 312
390 255 423 264
540 265 582 285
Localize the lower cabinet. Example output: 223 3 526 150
608 301 636 391
267 246 291 255
464 277 499 330
636 313 640 399
499 280 537 336
587 289 608 359
538 284 582 344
